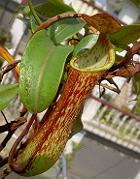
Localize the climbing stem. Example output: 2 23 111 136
0 48 19 80
28 0 42 25
8 114 37 173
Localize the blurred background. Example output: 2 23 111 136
0 0 140 178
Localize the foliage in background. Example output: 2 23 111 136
130 0 140 8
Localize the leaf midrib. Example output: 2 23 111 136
34 47 54 113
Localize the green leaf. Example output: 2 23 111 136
119 126 126 138
109 24 140 48
35 0 75 18
130 0 140 8
47 18 86 44
133 73 140 94
23 6 30 17
30 16 38 33
133 73 140 115
133 97 140 115
0 83 18 111
73 34 99 56
115 54 124 63
19 30 73 113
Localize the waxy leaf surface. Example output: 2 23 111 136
109 24 140 48
19 30 73 113
0 83 18 111
82 13 121 34
30 16 38 33
133 73 140 115
130 0 140 8
73 34 99 56
133 98 140 116
35 0 74 18
47 18 86 44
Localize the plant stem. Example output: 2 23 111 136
1 111 8 124
28 0 42 25
8 114 37 173
35 12 81 33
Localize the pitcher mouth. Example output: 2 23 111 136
70 35 115 72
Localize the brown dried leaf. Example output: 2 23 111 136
81 13 121 34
